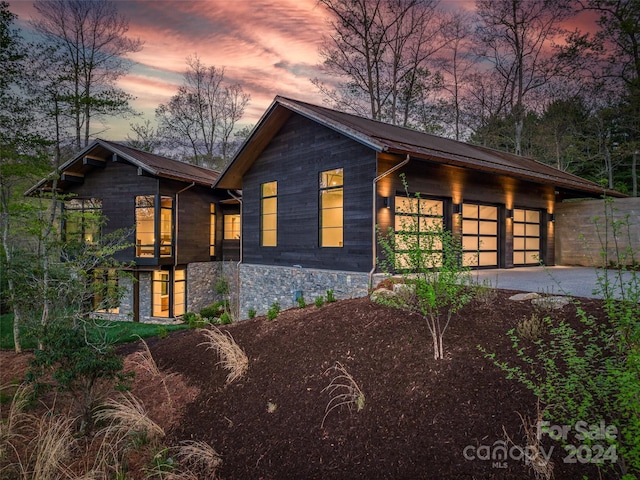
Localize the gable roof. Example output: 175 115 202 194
216 96 623 198
26 139 220 195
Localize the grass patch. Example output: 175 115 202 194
0 313 188 350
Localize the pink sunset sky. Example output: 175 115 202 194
8 0 595 141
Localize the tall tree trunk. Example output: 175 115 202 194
1 189 22 353
633 150 638 197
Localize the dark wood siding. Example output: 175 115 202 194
65 159 228 265
242 114 377 272
376 157 556 268
65 160 157 263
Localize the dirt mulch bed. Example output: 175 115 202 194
137 289 612 480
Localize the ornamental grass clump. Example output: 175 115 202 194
199 327 248 384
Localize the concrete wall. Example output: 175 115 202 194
555 197 639 267
238 263 385 319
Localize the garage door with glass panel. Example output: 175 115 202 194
513 209 541 265
462 203 499 268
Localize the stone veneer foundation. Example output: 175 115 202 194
238 263 385 319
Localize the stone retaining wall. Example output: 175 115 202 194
555 197 639 267
238 264 385 319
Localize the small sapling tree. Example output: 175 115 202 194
377 175 473 360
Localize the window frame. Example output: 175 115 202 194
135 195 174 260
152 268 186 318
223 214 241 240
63 198 103 245
209 203 216 257
319 168 344 248
260 181 278 247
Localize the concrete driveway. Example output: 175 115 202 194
471 266 638 300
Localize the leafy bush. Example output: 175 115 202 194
315 296 325 308
480 199 640 478
200 301 226 320
157 326 168 339
326 289 337 303
296 295 306 309
184 312 207 329
267 302 280 321
219 312 232 325
27 322 128 433
247 308 257 319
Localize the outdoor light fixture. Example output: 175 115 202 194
506 208 514 219
453 203 462 214
383 196 391 209
549 213 555 222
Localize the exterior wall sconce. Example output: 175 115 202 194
453 203 462 214
549 213 555 222
383 196 391 209
506 208 514 219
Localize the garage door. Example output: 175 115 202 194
462 203 498 267
513 208 541 265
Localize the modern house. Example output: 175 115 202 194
27 139 240 322
215 96 624 317
26 97 627 321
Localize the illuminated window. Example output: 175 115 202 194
159 197 173 257
152 268 185 318
394 196 444 270
135 195 173 258
224 214 241 240
261 181 277 246
320 168 343 247
64 198 102 244
93 269 119 314
513 209 541 265
210 204 216 256
461 203 498 267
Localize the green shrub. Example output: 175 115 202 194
480 199 640 478
219 312 232 325
315 296 325 308
326 289 337 303
27 323 128 433
267 302 280 321
296 295 306 308
157 326 168 339
200 301 226 319
184 312 207 329
248 308 257 319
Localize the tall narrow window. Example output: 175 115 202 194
64 198 102 244
93 269 119 314
159 196 173 257
320 168 343 247
152 268 186 318
135 195 174 258
224 214 241 240
209 203 216 256
261 181 277 246
152 270 170 317
136 196 156 257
